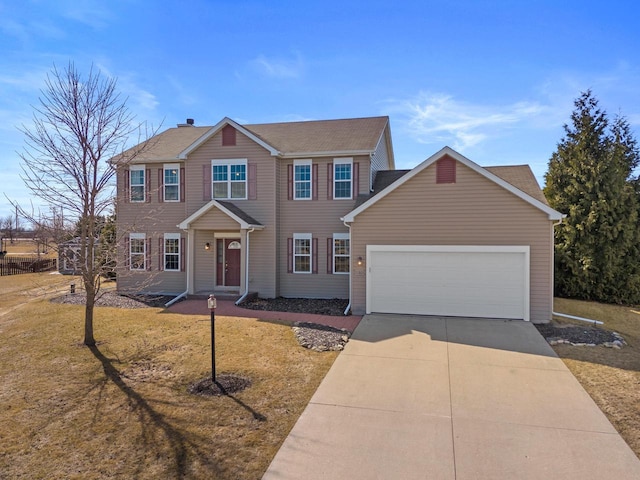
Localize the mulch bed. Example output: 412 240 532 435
241 297 348 316
188 374 252 396
51 292 177 308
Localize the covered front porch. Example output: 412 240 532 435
178 200 264 302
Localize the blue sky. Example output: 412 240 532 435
1 0 639 221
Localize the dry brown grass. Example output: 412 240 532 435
552 298 640 459
0 273 337 479
3 239 57 258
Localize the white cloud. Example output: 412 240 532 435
387 92 551 151
251 53 304 79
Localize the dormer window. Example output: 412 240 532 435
436 157 456 184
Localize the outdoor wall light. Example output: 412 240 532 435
357 256 363 266
205 242 211 251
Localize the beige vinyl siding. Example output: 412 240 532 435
276 155 370 298
185 129 277 298
116 164 188 294
369 128 393 190
350 161 554 322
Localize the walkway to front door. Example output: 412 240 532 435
216 238 240 287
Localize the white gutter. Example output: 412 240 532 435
553 311 603 326
342 219 352 315
165 228 190 307
235 228 255 305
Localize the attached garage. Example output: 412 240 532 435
366 245 530 320
343 147 564 322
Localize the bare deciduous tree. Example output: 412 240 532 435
15 62 148 346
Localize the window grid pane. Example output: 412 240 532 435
213 165 228 181
333 238 350 274
334 164 352 199
294 164 311 199
230 164 246 181
213 182 228 199
211 163 247 199
130 238 145 270
294 238 311 273
130 170 145 201
230 182 246 199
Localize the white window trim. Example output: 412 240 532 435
211 158 248 200
333 232 350 274
129 233 146 270
293 233 312 274
333 157 353 200
164 233 180 271
163 163 180 202
130 165 145 203
293 159 312 200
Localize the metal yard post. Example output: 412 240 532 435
207 294 217 382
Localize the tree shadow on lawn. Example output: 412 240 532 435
88 344 221 478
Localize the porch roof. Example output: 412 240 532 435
177 200 264 230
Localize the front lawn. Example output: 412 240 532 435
0 274 337 479
551 297 640 459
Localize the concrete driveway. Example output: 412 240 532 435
263 314 640 479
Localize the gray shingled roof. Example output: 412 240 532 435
216 201 263 226
115 116 389 163
244 116 389 154
485 165 549 205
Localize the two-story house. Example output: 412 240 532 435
115 116 562 322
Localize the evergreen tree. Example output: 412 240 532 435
544 90 640 304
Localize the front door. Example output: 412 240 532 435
216 238 241 287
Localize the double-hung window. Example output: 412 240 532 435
294 159 312 200
333 233 350 274
130 166 145 202
164 233 180 271
164 164 179 201
294 233 312 273
212 159 247 199
129 233 146 270
334 158 353 199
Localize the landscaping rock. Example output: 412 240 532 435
292 322 351 351
535 322 625 348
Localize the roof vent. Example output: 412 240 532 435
177 118 195 127
187 118 194 125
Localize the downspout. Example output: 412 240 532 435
548 216 564 321
235 228 255 305
165 228 190 307
343 219 352 315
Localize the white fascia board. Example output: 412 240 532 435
280 149 373 159
177 200 264 230
178 118 280 159
342 146 563 222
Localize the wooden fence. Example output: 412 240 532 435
0 256 57 276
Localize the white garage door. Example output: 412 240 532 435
367 246 529 320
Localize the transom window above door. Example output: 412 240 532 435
211 159 247 200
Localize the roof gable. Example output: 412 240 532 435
177 200 264 230
342 147 563 222
178 117 280 158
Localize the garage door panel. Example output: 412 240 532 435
368 247 528 320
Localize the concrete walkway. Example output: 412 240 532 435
262 314 640 479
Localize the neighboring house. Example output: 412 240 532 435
114 116 562 322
